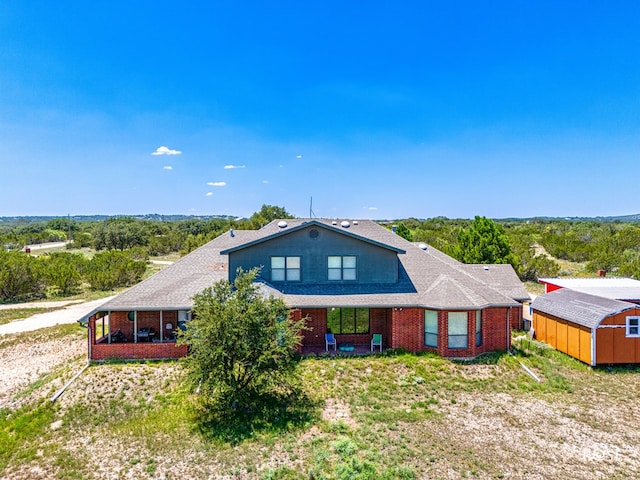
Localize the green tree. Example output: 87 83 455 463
42 252 87 295
0 251 46 302
248 205 294 228
394 222 413 241
85 249 147 290
178 268 307 409
92 217 149 251
453 216 517 267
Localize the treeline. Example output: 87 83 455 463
0 249 147 302
4 206 640 303
390 217 640 281
0 205 293 303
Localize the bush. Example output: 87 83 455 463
85 250 147 290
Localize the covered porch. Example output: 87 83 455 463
86 309 190 361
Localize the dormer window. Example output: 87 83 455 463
328 256 357 281
271 256 301 282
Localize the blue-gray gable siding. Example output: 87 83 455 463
227 225 399 284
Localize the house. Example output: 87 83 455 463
79 219 529 361
537 277 640 303
531 288 640 365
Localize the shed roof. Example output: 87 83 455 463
538 277 640 301
93 219 527 315
531 289 636 329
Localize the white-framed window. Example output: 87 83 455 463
476 310 482 347
448 312 468 349
328 256 357 281
424 310 438 347
626 316 640 337
271 256 301 282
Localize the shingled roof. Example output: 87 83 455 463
531 288 636 329
93 219 528 315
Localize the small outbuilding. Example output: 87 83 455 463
531 289 640 366
537 277 640 303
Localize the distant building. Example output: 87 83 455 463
538 277 640 303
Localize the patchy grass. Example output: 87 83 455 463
0 308 58 326
3 328 640 479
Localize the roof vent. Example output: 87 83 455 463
332 220 338 225
277 220 288 228
230 229 235 237
353 220 358 225
483 266 489 271
341 220 350 228
418 243 428 250
392 225 397 233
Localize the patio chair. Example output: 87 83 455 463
325 332 337 352
371 333 382 352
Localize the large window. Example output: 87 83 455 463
424 310 438 347
476 310 482 347
327 308 369 334
626 316 640 337
448 312 468 349
271 256 301 282
328 256 357 281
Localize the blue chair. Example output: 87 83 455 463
371 333 382 352
325 332 337 352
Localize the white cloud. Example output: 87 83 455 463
205 192 213 197
163 166 173 170
365 206 378 211
262 180 269 184
296 155 303 159
152 146 182 156
207 181 227 187
224 164 246 169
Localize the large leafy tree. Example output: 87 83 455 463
0 251 46 302
92 217 149 251
454 216 517 267
179 268 306 409
248 205 294 228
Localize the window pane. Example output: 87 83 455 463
272 269 285 281
355 308 370 333
343 268 357 280
449 335 468 349
327 308 341 334
342 308 355 333
271 257 285 268
287 269 300 281
448 313 468 335
328 256 342 268
631 318 639 327
287 257 300 268
343 256 356 268
448 312 468 349
425 333 438 348
328 269 342 280
632 327 639 335
425 310 438 347
425 311 438 333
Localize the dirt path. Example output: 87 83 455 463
0 297 115 335
0 299 85 311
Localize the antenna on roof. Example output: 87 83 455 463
309 197 316 218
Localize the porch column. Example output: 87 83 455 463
108 311 111 344
134 311 138 343
159 311 163 343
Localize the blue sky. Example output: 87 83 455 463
1 1 639 219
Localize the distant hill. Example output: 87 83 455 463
497 214 640 223
0 214 235 225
